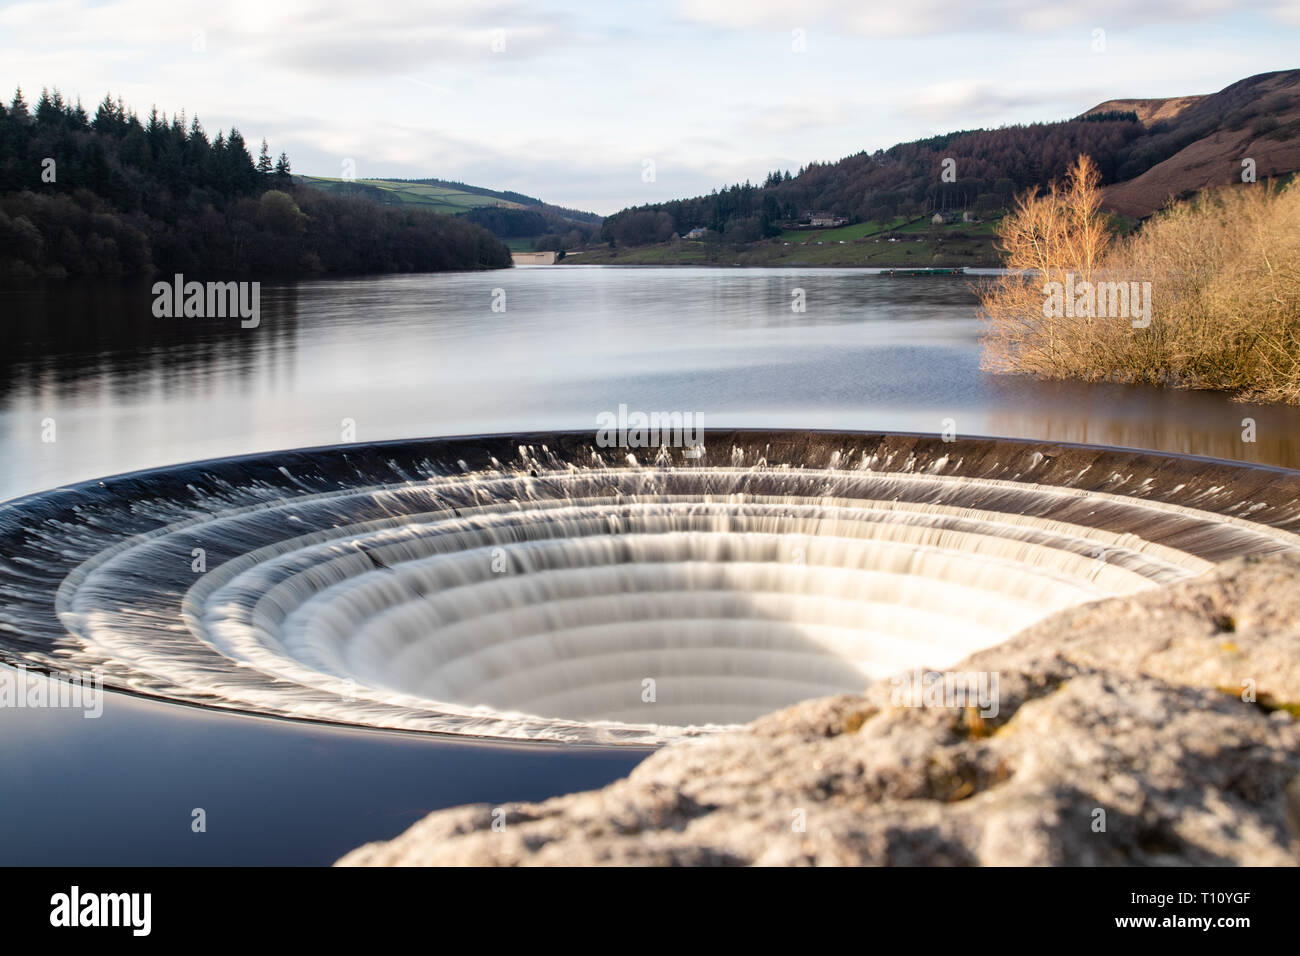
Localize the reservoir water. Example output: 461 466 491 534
3 266 1298 864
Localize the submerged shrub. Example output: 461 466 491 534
978 155 1300 403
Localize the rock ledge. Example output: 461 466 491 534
338 554 1300 866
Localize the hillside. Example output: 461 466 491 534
296 175 601 250
564 214 1005 268
1083 96 1205 125
295 175 520 214
1099 70 1300 216
595 69 1300 263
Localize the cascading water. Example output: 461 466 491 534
2 429 1299 745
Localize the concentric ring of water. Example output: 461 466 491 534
3 430 1298 744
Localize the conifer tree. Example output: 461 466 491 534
10 87 30 122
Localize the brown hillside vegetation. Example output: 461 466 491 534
1102 70 1300 217
1085 95 1205 126
980 155 1300 404
599 71 1300 251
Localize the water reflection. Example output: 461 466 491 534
1 266 1297 503
0 280 300 402
980 376 1298 468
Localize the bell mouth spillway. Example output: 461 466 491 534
2 429 1300 746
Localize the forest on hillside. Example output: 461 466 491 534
461 205 598 250
602 115 1148 245
601 70 1299 248
0 88 512 281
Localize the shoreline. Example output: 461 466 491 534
555 260 1000 269
557 236 1002 270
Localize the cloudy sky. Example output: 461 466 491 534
3 0 1299 213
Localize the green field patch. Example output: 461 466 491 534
296 176 516 215
778 218 907 243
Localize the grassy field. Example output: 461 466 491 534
776 218 908 243
295 176 523 215
564 216 1005 267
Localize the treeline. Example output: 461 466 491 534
0 87 511 281
1077 110 1141 124
461 205 598 249
456 195 599 249
603 116 1146 245
462 206 550 237
508 203 600 250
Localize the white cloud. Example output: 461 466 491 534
677 0 1297 36
743 97 850 134
903 81 1102 123
1 0 1297 214
1 0 583 70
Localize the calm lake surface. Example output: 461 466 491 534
4 265 1300 500
3 265 1299 864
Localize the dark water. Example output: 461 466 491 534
0 688 644 866
2 266 1299 865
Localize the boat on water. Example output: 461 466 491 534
880 267 967 276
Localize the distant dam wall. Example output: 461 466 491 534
511 251 558 265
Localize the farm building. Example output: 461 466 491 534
808 213 848 227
